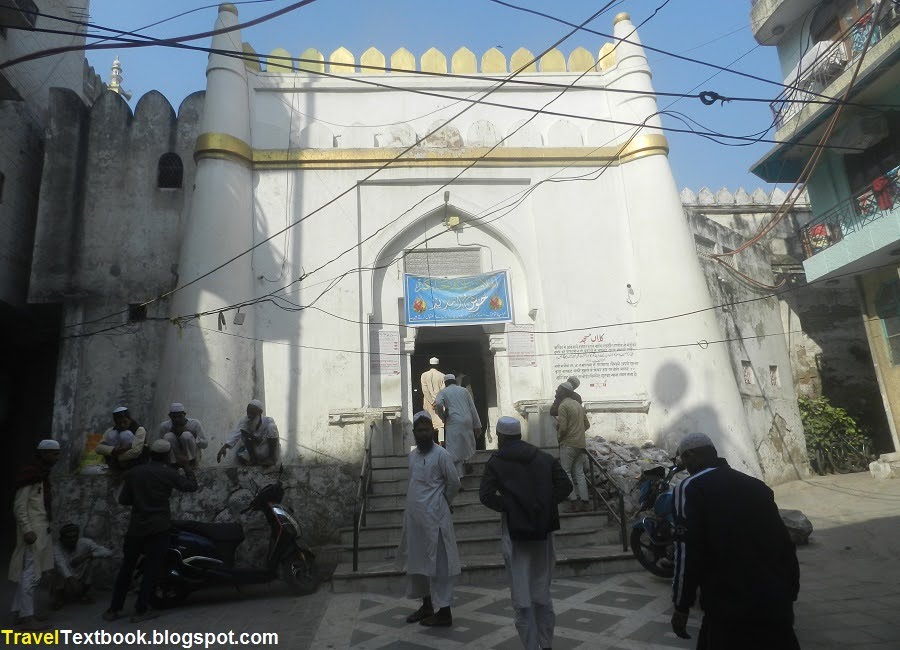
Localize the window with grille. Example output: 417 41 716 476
741 360 755 385
157 153 183 189
875 278 900 365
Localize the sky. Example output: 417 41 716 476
83 0 785 194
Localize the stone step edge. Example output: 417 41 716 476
330 528 603 552
332 550 634 579
338 511 608 534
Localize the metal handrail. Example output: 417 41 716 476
769 6 888 129
351 426 374 572
585 451 628 552
799 162 900 258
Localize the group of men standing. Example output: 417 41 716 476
95 398 280 471
420 357 482 477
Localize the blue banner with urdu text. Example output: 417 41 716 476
404 271 513 326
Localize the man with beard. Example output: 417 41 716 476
217 399 280 466
157 403 207 467
51 523 114 609
10 439 61 631
96 406 147 473
396 411 461 627
479 417 573 650
670 433 800 649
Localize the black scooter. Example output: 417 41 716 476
145 477 318 607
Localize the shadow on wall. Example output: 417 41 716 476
652 361 724 455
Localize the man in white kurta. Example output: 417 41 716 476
420 357 446 442
157 402 207 467
397 411 461 627
217 399 280 466
10 439 61 630
434 374 481 477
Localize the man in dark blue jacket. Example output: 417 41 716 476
479 417 573 650
670 432 800 649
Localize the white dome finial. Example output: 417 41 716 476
108 55 132 101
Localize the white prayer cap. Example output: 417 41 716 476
676 432 716 456
112 406 129 414
248 399 264 411
567 376 581 390
37 439 60 450
151 439 171 453
413 411 433 425
169 403 186 413
559 382 574 392
429 357 439 365
444 373 456 382
496 416 522 437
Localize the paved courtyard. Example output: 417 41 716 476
3 471 900 648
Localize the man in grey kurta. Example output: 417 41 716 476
434 374 481 477
397 411 461 627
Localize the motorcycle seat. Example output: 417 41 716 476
172 520 245 543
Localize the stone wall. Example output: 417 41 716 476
683 186 891 460
54 463 358 571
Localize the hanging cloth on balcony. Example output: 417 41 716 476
873 176 894 211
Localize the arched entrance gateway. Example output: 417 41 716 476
368 201 534 452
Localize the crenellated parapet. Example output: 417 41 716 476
240 44 619 75
681 186 810 207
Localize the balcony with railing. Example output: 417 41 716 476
770 5 900 131
800 163 900 281
0 0 38 29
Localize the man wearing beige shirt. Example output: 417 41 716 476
555 382 591 512
420 357 446 443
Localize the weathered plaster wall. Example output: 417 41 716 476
685 203 808 484
28 88 205 471
53 463 357 568
860 267 900 452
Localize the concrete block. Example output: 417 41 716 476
780 509 813 545
869 460 895 480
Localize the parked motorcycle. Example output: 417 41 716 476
630 463 682 578
144 476 318 607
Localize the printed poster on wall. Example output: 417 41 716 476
404 270 513 326
370 330 400 375
508 324 537 367
551 328 641 397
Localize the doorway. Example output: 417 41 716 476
411 326 494 449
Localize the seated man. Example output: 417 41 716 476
157 403 207 468
217 399 280 466
95 406 147 472
51 523 114 609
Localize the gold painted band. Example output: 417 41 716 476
194 133 668 169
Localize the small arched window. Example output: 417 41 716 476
157 153 183 189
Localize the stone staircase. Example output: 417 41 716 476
330 448 636 593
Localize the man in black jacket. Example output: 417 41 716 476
670 432 800 649
103 439 199 623
479 417 573 650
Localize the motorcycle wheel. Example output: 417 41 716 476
149 583 189 609
280 549 319 596
630 528 675 578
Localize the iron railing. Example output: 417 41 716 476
351 426 374 572
585 452 628 552
770 6 894 129
799 163 900 258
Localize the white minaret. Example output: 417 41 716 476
608 13 764 477
154 3 258 452
108 56 132 100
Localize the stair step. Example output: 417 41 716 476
340 511 609 546
366 487 484 511
344 528 615 564
369 472 483 496
365 501 482 526
370 447 560 469
330 545 635 594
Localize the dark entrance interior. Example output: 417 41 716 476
411 326 494 448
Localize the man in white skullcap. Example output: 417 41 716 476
396 411 461 627
434 374 481 477
420 357 445 443
157 402 207 467
670 432 799 647
217 399 280 466
96 406 147 473
10 439 61 630
480 417 573 650
554 382 591 512
105 438 198 623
